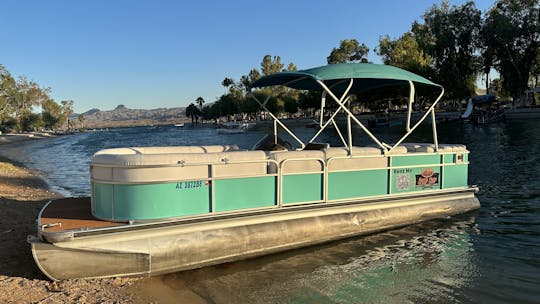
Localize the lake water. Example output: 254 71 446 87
2 120 539 303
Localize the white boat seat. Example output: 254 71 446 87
268 150 325 174
213 150 267 178
324 147 387 171
404 143 467 153
91 150 267 183
386 145 408 155
130 146 206 154
201 145 240 153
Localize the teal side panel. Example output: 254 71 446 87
92 183 113 219
282 174 323 204
392 154 440 167
443 165 469 188
113 181 210 220
443 154 454 163
328 170 388 200
213 176 276 212
391 154 442 193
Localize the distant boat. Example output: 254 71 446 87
461 95 505 124
174 123 185 127
216 122 246 134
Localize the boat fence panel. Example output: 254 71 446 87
269 150 325 205
212 151 276 212
325 147 388 201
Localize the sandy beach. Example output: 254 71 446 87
0 136 140 303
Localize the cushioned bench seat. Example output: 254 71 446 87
324 147 387 171
268 150 325 174
401 143 468 153
91 147 266 183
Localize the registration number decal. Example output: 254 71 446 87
175 180 205 189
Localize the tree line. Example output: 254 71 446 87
186 0 539 123
0 65 75 132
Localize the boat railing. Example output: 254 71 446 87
91 148 470 221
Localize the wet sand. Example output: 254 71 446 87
0 141 140 303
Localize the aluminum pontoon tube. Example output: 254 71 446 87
30 189 479 280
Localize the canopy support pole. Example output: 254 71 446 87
249 92 305 149
347 98 353 154
307 98 348 147
388 87 444 154
308 81 354 147
431 108 439 151
316 79 389 153
332 115 348 148
407 80 415 132
320 91 326 128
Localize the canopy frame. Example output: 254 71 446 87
249 63 443 154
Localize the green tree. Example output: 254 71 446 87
482 0 540 101
78 114 85 129
185 103 201 124
12 77 52 131
286 63 297 71
0 65 16 125
217 94 239 120
283 95 298 117
20 112 43 131
41 98 62 129
413 1 481 100
261 55 284 75
221 78 234 94
530 51 540 88
377 32 434 77
327 39 370 64
490 78 511 98
195 96 205 109
60 100 74 129
240 68 261 93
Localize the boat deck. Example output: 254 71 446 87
39 197 122 232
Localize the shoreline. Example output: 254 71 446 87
0 152 139 303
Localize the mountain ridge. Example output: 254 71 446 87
71 105 188 128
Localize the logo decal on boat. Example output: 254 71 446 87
415 168 439 188
395 174 410 191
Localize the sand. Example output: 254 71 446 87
0 144 140 303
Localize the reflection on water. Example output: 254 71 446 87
129 215 479 304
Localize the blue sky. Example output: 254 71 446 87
2 0 495 113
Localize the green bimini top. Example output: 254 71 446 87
250 63 441 94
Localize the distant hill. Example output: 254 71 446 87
71 105 187 128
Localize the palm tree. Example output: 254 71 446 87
77 114 85 129
221 78 234 94
196 97 205 110
185 103 201 125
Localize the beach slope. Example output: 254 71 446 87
0 155 138 303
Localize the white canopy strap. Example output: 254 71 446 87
388 87 445 154
316 79 389 153
407 80 415 132
249 91 306 149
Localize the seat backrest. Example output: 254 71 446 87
324 147 387 171
213 150 268 178
268 150 325 174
